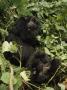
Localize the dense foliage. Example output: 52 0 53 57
0 0 67 90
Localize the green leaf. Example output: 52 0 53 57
1 72 10 84
55 24 66 31
36 35 41 41
60 54 67 60
2 41 18 53
0 84 7 90
58 83 65 90
62 0 67 2
14 77 22 90
45 87 54 90
40 1 50 8
44 47 51 55
0 56 3 65
1 72 17 84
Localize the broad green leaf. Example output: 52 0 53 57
2 41 11 53
1 72 17 84
2 41 18 53
14 77 22 90
0 84 7 90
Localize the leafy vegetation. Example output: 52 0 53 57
0 0 67 90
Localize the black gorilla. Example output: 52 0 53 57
3 16 60 85
26 51 60 84
4 16 41 66
6 16 40 47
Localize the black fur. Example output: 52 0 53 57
6 16 40 47
27 51 60 84
4 16 40 66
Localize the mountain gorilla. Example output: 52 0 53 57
6 16 40 47
26 50 60 84
4 16 41 66
3 15 60 85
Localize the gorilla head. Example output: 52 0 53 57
6 16 40 47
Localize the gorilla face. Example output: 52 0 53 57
26 16 39 35
19 16 40 42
